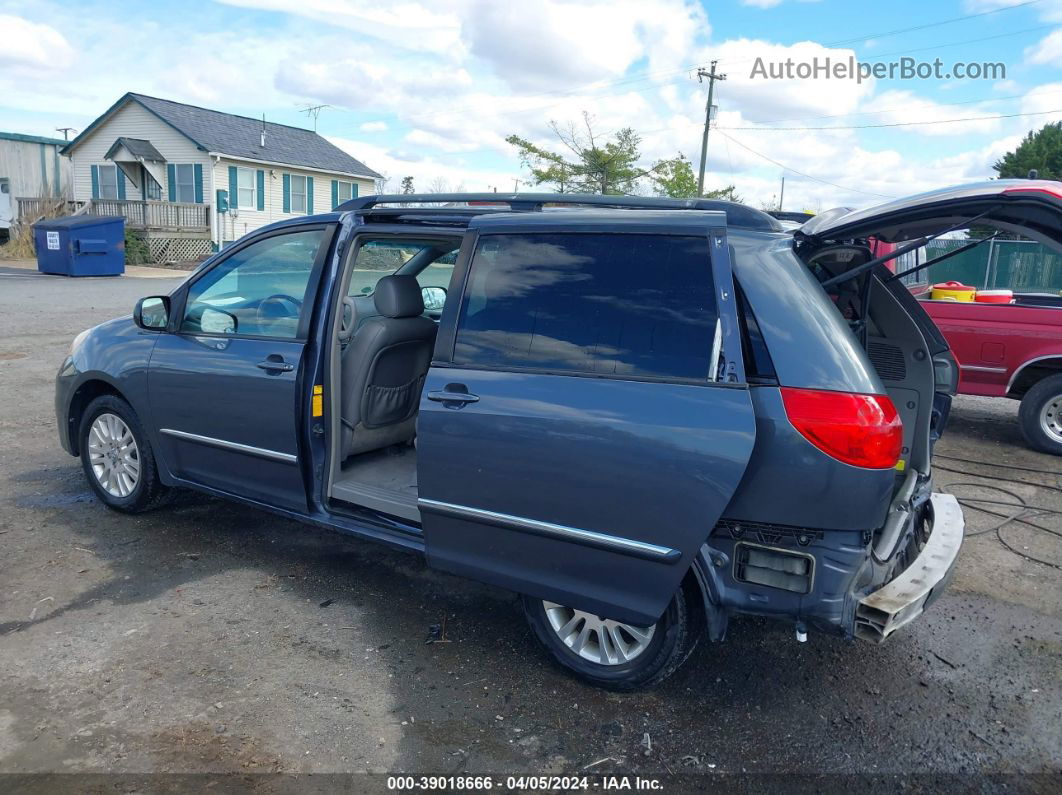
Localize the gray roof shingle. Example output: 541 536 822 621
74 93 381 178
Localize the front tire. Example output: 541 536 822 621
80 394 170 512
523 588 693 691
1019 374 1062 456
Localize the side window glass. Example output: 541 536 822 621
181 228 325 339
415 248 458 293
347 241 459 297
453 233 718 380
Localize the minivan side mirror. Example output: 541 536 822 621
134 296 170 331
421 285 447 311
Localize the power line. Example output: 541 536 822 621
798 0 1043 49
716 108 1062 132
716 130 897 199
716 88 1062 128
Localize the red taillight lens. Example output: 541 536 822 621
780 387 903 469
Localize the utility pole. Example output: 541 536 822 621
696 61 726 197
779 175 785 211
56 127 76 140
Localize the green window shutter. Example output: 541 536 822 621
256 170 265 211
90 165 100 199
228 165 238 209
167 164 176 202
117 170 126 200
193 163 204 203
306 176 314 214
331 179 338 210
282 174 290 213
351 181 359 198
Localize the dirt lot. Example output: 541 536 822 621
0 262 1060 787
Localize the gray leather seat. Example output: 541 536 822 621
341 275 437 458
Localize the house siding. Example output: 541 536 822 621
0 137 72 198
67 101 209 205
212 157 374 243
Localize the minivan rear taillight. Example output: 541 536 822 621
780 388 902 469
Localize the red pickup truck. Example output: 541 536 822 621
799 180 1062 456
918 296 1062 455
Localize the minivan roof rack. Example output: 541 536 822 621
337 193 783 232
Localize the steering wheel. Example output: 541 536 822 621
256 294 302 335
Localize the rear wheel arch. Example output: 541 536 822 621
1007 356 1062 399
67 379 125 455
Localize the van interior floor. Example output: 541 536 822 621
331 443 420 523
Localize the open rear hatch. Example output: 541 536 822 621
796 179 1062 454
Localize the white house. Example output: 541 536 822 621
61 93 381 261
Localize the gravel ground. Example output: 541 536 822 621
0 263 1059 788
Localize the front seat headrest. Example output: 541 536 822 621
374 275 424 319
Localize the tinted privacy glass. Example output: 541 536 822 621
454 233 717 379
181 229 324 339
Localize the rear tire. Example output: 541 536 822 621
523 588 693 691
1018 374 1062 456
80 395 171 513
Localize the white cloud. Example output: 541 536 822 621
2 0 1057 212
216 0 466 57
861 89 1003 136
0 15 75 74
462 0 708 92
328 134 518 192
1026 29 1062 65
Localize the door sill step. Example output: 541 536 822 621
331 480 420 523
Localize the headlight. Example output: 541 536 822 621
69 328 91 357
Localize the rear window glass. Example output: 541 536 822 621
453 233 717 379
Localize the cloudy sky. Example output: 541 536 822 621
2 0 1061 212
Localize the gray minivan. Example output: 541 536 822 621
56 188 986 689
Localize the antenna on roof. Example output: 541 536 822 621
298 103 332 132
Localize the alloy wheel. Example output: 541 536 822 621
88 413 140 498
542 601 656 666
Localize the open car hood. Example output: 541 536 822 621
799 180 1062 250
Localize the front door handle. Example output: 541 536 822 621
257 359 294 372
427 390 479 404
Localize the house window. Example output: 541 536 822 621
290 175 307 213
337 180 355 203
174 164 196 203
237 167 255 209
97 164 119 200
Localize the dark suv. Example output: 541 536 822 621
56 191 968 690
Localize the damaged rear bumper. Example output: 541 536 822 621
854 492 964 643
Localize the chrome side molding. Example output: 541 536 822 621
159 428 298 464
417 498 681 563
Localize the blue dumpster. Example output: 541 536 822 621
34 215 125 276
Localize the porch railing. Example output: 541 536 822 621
15 196 84 222
86 199 210 230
